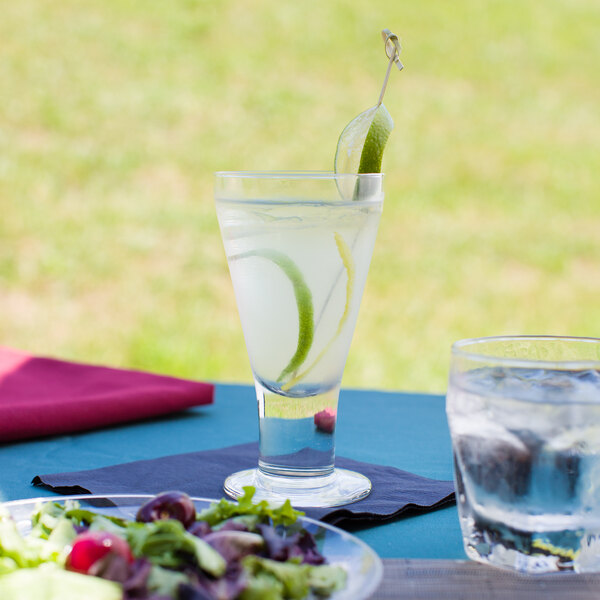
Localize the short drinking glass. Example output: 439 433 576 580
215 171 383 507
447 335 600 573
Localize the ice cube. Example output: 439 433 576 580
574 369 600 385
455 427 537 500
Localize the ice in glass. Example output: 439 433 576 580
447 336 600 573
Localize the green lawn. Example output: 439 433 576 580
1 0 599 393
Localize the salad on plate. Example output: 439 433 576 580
0 488 350 600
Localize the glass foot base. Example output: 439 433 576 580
224 468 371 508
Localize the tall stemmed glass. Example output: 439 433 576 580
215 171 383 507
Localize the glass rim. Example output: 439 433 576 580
451 335 600 369
214 170 384 180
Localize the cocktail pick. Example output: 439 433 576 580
377 29 403 107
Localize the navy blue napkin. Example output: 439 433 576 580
33 442 455 526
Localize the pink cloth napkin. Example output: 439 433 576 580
0 347 214 443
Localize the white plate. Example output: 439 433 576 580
4 494 383 600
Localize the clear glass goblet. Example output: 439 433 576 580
215 171 383 507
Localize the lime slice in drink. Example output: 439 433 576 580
232 248 314 385
281 233 355 392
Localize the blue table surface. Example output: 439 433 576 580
0 383 465 560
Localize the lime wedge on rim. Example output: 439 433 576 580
334 103 393 199
334 104 393 174
357 104 393 173
335 105 377 175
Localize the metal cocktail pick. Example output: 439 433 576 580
377 29 403 106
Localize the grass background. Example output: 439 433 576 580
1 0 599 393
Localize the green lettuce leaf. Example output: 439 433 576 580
242 556 310 599
197 487 304 528
125 519 226 577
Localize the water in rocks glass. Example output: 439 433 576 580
447 336 600 573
